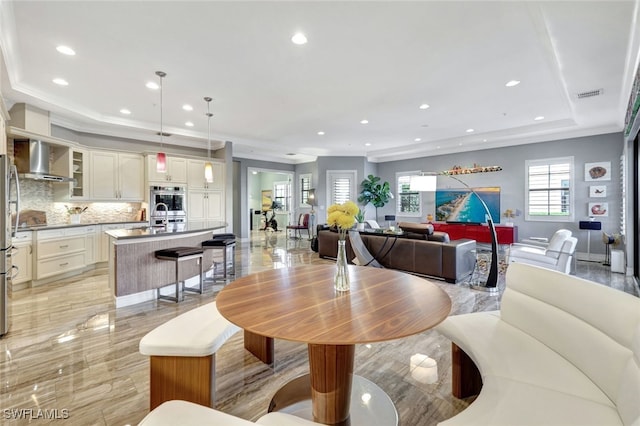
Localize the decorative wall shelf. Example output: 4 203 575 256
441 164 502 175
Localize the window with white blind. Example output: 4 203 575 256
273 180 291 212
525 157 574 222
327 170 356 206
396 172 422 217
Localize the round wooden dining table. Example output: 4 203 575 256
216 264 452 425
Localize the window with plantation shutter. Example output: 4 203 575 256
396 172 422 217
300 173 311 206
327 170 356 206
525 157 574 222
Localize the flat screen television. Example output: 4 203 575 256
435 187 501 224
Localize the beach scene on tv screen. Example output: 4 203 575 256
435 187 501 224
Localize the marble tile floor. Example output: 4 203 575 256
0 230 637 425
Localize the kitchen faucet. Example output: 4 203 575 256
154 202 169 228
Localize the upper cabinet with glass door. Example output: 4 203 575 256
52 147 89 200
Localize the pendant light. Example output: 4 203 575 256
204 96 213 183
156 71 167 173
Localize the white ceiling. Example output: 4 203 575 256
0 1 638 164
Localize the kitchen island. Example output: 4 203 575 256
105 222 227 307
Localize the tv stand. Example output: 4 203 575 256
431 222 517 245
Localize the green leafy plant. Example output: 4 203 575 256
355 208 365 223
357 174 393 222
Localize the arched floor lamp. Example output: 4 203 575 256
410 172 499 294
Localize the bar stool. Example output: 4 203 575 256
202 234 236 281
155 247 204 302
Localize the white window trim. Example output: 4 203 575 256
396 171 423 218
525 156 574 222
326 170 357 206
273 180 291 213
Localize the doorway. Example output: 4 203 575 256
247 168 294 234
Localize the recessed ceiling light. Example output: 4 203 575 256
56 45 75 56
483 139 488 142
436 146 441 149
459 142 463 146
505 80 521 87
291 32 308 45
119 109 131 115
52 78 68 86
534 116 545 121
185 121 194 127
419 104 430 110
365 143 371 146
360 119 369 124
414 138 421 142
317 131 325 135
182 104 193 111
146 81 159 90
466 128 474 133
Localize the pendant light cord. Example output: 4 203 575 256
156 71 166 147
205 96 212 159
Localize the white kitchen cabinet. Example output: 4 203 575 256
99 223 141 262
187 190 224 227
99 224 121 263
35 227 89 280
90 150 144 201
147 155 187 184
186 159 224 190
52 147 89 200
84 225 97 265
0 113 7 156
11 231 32 286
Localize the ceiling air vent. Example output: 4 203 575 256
576 88 603 99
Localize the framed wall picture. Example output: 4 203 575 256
585 162 611 181
261 190 273 211
588 202 608 217
589 185 606 198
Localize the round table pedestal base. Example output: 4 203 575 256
268 374 398 426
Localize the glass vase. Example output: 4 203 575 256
334 239 350 292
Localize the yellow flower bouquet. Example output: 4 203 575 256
327 201 359 240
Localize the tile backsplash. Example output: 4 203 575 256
18 179 143 226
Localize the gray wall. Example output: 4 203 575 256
233 157 295 239
374 132 623 255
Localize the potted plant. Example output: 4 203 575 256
355 209 365 231
357 174 393 223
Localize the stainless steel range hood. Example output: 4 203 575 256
13 140 75 183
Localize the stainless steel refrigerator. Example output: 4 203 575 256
0 155 20 337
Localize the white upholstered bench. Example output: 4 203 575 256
138 400 322 426
139 302 241 409
435 263 640 426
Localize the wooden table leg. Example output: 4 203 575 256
308 343 355 425
244 330 274 365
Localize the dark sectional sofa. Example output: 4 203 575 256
317 223 476 283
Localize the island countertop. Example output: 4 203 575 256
105 221 227 240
